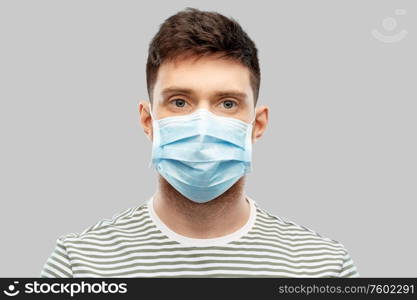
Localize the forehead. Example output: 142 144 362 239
153 54 254 102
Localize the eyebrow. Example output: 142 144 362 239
161 86 248 100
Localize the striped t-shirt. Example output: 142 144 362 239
40 195 359 278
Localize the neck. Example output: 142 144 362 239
152 174 250 239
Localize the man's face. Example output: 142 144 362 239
139 54 268 143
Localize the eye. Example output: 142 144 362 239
222 100 237 109
170 98 187 108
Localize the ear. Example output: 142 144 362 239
138 101 153 141
251 105 269 143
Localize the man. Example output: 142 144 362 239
41 7 359 278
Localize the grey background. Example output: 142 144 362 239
0 0 415 277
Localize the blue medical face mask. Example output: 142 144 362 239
148 106 255 203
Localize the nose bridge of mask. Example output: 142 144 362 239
201 108 255 127
187 109 251 148
148 104 255 125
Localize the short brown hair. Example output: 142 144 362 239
146 7 261 105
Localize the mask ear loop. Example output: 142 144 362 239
148 103 155 120
147 103 156 169
250 114 256 125
244 114 256 173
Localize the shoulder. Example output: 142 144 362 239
253 203 342 244
57 201 150 245
41 201 153 277
251 203 359 276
